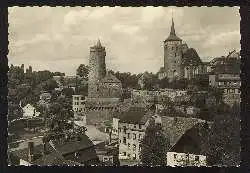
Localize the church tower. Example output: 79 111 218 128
88 39 106 98
164 18 183 80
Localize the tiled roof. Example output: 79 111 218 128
119 107 153 125
52 134 95 155
182 48 202 66
161 116 207 147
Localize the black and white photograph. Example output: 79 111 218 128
7 6 240 167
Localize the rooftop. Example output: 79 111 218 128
161 116 209 147
164 18 182 42
119 107 153 125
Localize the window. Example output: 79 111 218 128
134 125 137 129
133 154 136 160
174 154 177 159
127 133 131 139
123 137 126 144
123 152 126 156
133 144 136 151
81 102 84 105
128 143 130 148
81 97 84 100
139 134 142 140
139 124 142 129
119 128 121 133
119 140 121 143
175 53 177 57
133 133 136 140
195 156 199 161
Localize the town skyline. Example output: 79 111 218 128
9 6 240 75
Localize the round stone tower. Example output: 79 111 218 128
88 39 106 98
164 18 183 81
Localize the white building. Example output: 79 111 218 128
72 94 87 126
22 104 40 118
167 152 206 167
116 107 153 161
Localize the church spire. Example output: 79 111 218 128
96 38 102 47
164 17 182 42
170 17 176 36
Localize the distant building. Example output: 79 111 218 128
208 50 240 106
8 133 100 166
167 152 206 167
87 40 122 102
159 18 207 81
22 104 40 118
72 95 86 126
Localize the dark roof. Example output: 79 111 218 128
119 107 153 124
161 116 208 147
52 134 95 155
164 18 182 42
182 48 202 66
9 133 98 166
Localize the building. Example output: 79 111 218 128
8 132 100 166
21 104 40 118
87 40 122 101
159 18 208 81
167 152 206 167
208 50 240 106
116 107 154 161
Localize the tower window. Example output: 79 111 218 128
175 53 177 57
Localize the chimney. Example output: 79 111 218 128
42 137 49 155
28 141 34 163
109 129 112 144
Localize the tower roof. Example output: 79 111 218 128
96 39 102 47
164 18 182 42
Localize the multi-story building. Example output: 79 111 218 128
72 94 86 125
116 107 153 161
208 50 240 106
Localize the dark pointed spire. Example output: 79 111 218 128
96 38 102 47
164 17 182 42
170 17 176 36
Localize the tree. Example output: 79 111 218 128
201 103 240 166
140 120 170 165
76 64 89 79
41 79 58 91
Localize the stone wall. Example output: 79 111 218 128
88 45 106 98
164 40 183 80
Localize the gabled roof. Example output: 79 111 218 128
52 134 95 155
182 48 202 66
119 107 153 125
100 72 121 83
161 116 207 147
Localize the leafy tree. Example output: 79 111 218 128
140 120 170 165
201 103 240 166
76 64 89 79
41 79 58 91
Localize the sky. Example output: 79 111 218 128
8 6 240 75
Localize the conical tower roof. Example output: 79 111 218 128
96 39 102 48
164 18 182 42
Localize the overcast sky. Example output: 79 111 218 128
8 6 240 75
